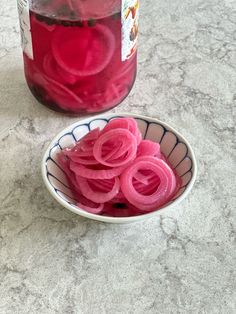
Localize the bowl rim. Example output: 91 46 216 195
41 112 197 223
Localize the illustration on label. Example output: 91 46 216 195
17 0 33 59
122 0 139 61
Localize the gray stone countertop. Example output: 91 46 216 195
0 0 236 313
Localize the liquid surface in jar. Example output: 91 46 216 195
30 0 121 20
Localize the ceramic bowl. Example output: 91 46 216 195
42 113 197 223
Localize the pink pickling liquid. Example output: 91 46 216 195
23 4 137 114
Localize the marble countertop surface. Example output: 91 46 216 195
0 0 236 313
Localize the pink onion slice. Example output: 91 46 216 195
76 128 101 148
133 171 149 185
137 140 161 158
57 155 96 213
52 24 115 76
67 155 99 165
63 149 99 165
64 150 93 158
78 202 104 214
93 128 137 167
43 53 63 84
70 161 126 179
112 191 127 203
88 178 117 191
120 156 177 211
133 169 161 191
101 118 142 144
75 176 119 203
76 191 104 214
133 176 161 196
56 63 78 85
32 69 84 110
63 128 101 165
33 72 48 86
102 143 123 161
43 53 78 85
44 75 84 110
57 154 79 191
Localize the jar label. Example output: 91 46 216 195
17 0 33 59
121 0 139 61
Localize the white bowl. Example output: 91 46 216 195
42 113 197 223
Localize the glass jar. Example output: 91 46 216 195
17 0 139 114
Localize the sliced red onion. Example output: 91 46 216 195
78 202 104 214
93 128 137 167
133 171 149 185
70 161 126 179
76 192 104 214
76 176 120 203
120 156 177 211
63 128 101 165
137 140 161 158
57 118 181 217
63 150 99 165
101 118 142 144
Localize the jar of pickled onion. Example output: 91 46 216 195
17 0 139 114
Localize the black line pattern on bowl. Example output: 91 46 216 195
175 156 193 177
55 189 77 202
45 116 194 208
47 172 70 189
